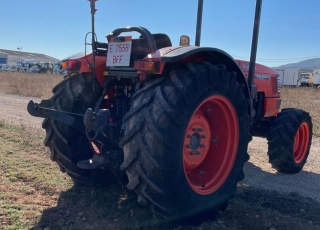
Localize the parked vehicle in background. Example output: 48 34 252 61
17 60 24 72
27 62 53 74
312 69 320 87
53 61 67 76
299 72 313 87
0 64 9 71
23 63 33 72
21 59 37 72
53 61 63 74
6 65 17 72
28 64 41 73
53 62 61 74
53 62 60 74
39 62 54 74
2 64 15 71
275 68 300 87
0 64 7 71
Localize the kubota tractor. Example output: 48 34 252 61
27 0 312 220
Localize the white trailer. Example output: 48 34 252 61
275 68 300 87
312 69 320 87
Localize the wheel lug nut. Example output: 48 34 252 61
186 144 191 148
201 135 206 138
200 144 205 148
198 128 203 132
192 128 197 131
195 151 200 155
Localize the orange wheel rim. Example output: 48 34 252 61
293 122 310 164
183 95 239 195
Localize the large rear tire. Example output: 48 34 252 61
267 108 312 173
43 73 106 184
120 62 251 220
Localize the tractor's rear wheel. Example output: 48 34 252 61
120 62 251 220
267 108 312 173
43 73 107 184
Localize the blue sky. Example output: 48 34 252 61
0 0 319 67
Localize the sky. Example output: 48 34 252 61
0 0 319 67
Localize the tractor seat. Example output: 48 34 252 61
124 33 172 67
139 33 172 50
152 33 172 49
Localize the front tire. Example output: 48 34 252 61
267 108 312 173
120 62 251 220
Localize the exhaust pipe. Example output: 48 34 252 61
195 0 204 46
248 0 263 115
88 0 98 79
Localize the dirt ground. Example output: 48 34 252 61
1 93 319 202
0 92 320 229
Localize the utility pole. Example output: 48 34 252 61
17 47 22 61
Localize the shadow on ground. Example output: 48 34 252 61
31 162 320 230
242 161 320 202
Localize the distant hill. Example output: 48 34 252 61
278 58 320 68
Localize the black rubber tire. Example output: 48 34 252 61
267 108 312 173
43 73 107 184
119 62 251 220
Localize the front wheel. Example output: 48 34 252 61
267 108 312 173
120 62 251 220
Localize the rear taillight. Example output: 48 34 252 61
134 60 159 73
61 60 79 71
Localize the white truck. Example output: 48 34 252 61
299 72 313 87
275 68 300 87
312 69 320 87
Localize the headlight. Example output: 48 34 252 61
276 74 281 93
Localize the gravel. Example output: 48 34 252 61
243 137 320 202
0 93 45 135
0 93 319 202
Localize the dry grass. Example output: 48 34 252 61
0 72 62 98
281 87 320 136
0 72 320 135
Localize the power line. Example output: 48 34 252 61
233 55 320 62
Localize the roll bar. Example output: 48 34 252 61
106 26 157 52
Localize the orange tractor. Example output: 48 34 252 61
27 0 312 220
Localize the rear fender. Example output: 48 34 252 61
63 52 107 86
142 46 250 99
